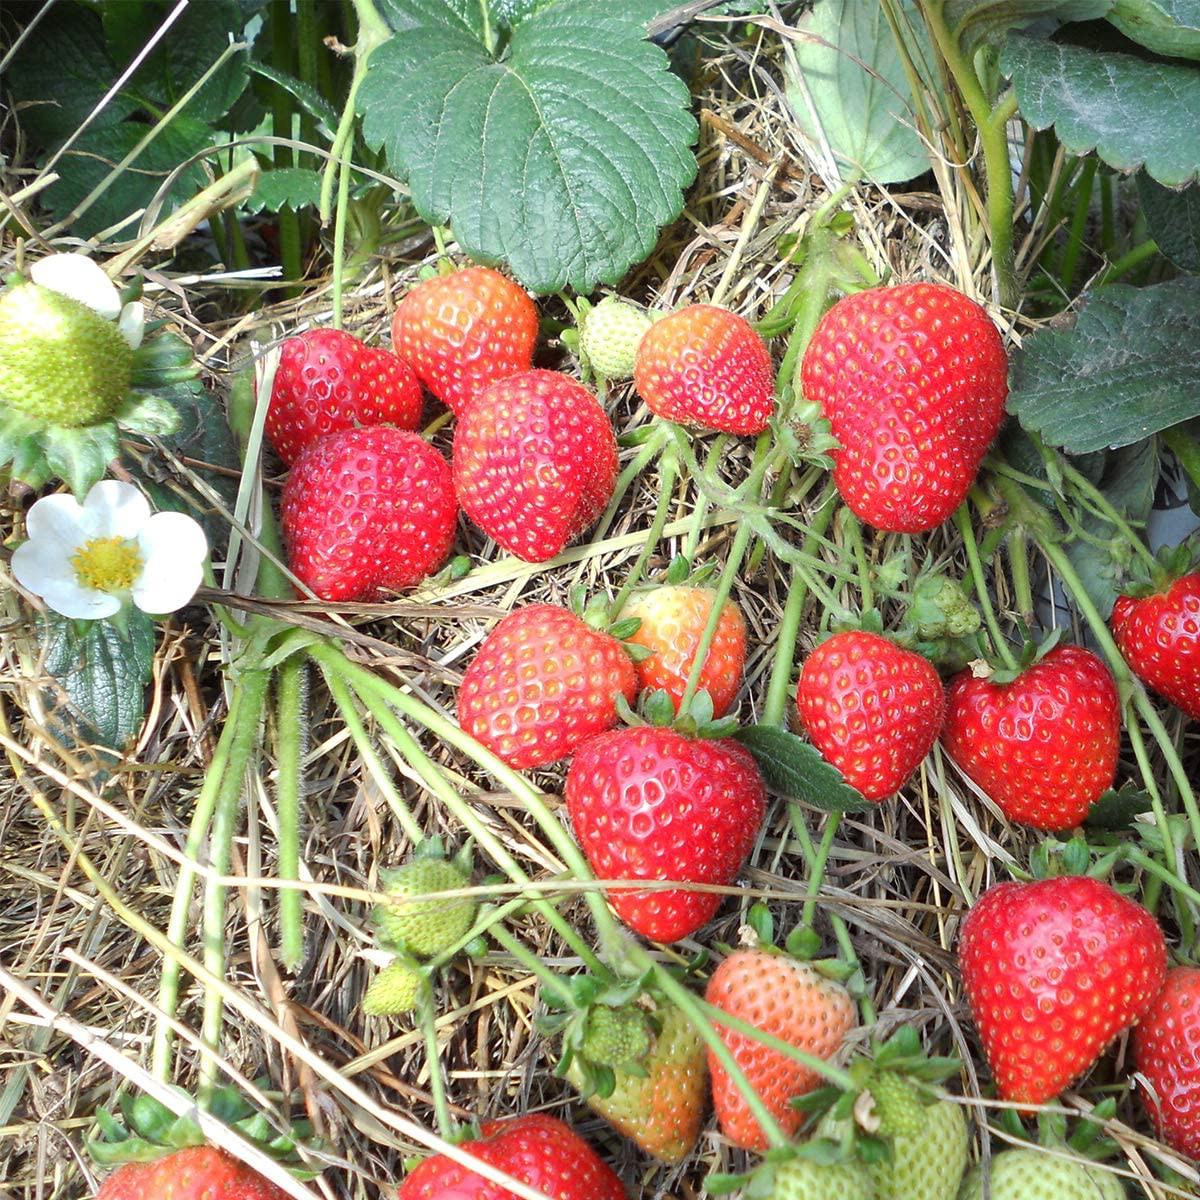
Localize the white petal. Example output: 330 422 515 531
131 512 207 614
84 480 151 538
11 537 74 595
119 300 145 349
25 492 92 552
30 253 122 320
35 577 122 620
132 559 203 615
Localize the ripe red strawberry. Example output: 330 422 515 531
941 644 1120 831
795 630 944 801
565 726 766 942
634 303 774 434
281 426 457 601
265 327 423 465
457 604 637 768
705 948 856 1150
453 369 617 563
800 282 1008 532
1112 572 1200 720
391 265 538 416
1133 965 1200 1158
397 1113 626 1200
96 1146 289 1200
622 585 747 717
958 875 1167 1106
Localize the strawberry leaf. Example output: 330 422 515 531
1137 173 1200 272
737 725 876 813
943 1 1115 49
361 0 697 292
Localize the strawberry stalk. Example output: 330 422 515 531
953 506 1019 672
416 981 456 1141
608 446 679 621
274 657 308 971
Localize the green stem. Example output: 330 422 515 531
1096 240 1160 286
1122 845 1200 916
839 510 873 612
955 506 1017 670
1056 156 1096 294
608 448 678 622
488 921 577 1008
1124 714 1185 929
801 813 841 930
275 657 307 971
270 0 303 296
417 982 456 1139
1052 452 1158 571
1006 527 1035 627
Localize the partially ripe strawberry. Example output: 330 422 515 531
457 604 637 769
1133 965 1200 1158
391 266 538 415
796 630 944 801
1112 572 1200 720
265 327 422 465
958 875 1167 1106
453 370 617 562
634 303 774 434
801 282 1008 532
579 296 654 380
622 584 747 717
281 426 456 601
96 1146 289 1200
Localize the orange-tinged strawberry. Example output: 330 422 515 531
705 948 856 1150
96 1146 289 1200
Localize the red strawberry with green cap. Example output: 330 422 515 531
941 643 1120 832
564 725 766 942
396 1113 626 1200
1133 964 1200 1158
265 327 422 465
634 302 774 434
96 1146 290 1200
452 369 617 563
281 425 457 601
391 265 538 416
457 603 637 769
800 282 1008 532
958 875 1167 1106
795 629 944 801
1112 570 1200 721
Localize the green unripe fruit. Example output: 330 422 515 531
362 960 424 1016
373 857 476 958
769 1157 875 1200
0 283 132 426
579 296 654 380
868 1070 927 1139
958 1148 1125 1200
579 1003 652 1068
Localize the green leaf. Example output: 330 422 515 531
737 724 876 813
1084 785 1154 829
360 0 698 292
40 610 156 750
246 62 341 139
944 1 1115 48
785 0 936 185
244 167 324 215
1007 276 1200 453
40 423 122 499
115 393 183 438
1001 32 1200 186
1137 173 1200 271
1108 0 1200 58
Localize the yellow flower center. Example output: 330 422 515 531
71 536 143 592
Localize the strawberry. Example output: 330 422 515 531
264 327 422 466
281 426 457 601
633 303 774 434
373 854 476 957
579 295 654 380
941 644 1120 831
795 630 944 801
958 1147 1126 1200
564 726 766 942
1112 572 1200 721
568 1001 708 1163
96 1146 289 1200
1133 964 1200 1158
457 604 637 768
396 1113 626 1200
958 875 1167 1106
800 282 1008 532
362 959 425 1016
761 1157 876 1200
452 370 617 563
391 265 538 416
0 281 133 426
705 948 856 1151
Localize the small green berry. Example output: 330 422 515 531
362 960 424 1016
579 296 654 380
373 856 475 958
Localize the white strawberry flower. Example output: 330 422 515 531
29 252 145 349
11 481 207 620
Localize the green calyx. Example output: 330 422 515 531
0 283 132 427
578 1002 653 1068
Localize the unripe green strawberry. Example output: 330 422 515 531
579 1004 652 1068
579 296 654 380
868 1070 927 1139
0 283 132 426
958 1147 1125 1200
373 857 475 958
769 1157 875 1200
362 960 424 1015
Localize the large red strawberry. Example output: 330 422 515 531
281 426 457 601
453 370 617 563
457 603 637 768
958 875 1167 1106
397 1113 626 1200
634 303 774 434
1133 965 1200 1158
391 266 538 416
96 1146 289 1200
621 585 747 717
705 948 856 1150
565 726 766 942
265 327 423 465
795 630 944 801
941 644 1120 831
800 282 1008 532
1112 572 1200 720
